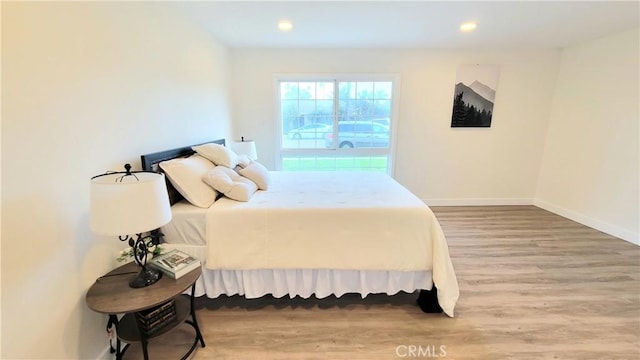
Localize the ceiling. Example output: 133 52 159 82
175 1 639 49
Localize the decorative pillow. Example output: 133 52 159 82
238 161 270 190
159 155 218 208
203 166 257 202
236 154 253 169
192 143 238 169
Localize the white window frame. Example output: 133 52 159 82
273 73 401 174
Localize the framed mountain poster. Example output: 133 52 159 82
451 64 500 127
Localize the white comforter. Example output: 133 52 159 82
205 171 459 316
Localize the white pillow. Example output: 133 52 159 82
192 143 238 169
203 166 257 202
238 161 270 190
236 154 253 169
159 155 218 208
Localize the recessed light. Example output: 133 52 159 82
278 20 293 32
460 22 477 32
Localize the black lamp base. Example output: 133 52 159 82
129 267 163 288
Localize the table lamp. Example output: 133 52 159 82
232 137 258 160
90 164 172 288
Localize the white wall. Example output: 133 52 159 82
535 28 640 244
1 2 232 358
231 49 561 204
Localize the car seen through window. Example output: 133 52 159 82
287 124 332 140
325 121 390 149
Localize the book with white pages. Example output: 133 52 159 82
149 249 200 279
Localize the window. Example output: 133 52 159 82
277 76 399 173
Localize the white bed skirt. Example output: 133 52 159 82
165 244 433 300
194 268 433 299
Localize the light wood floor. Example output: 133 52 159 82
126 206 640 359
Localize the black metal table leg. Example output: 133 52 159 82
189 284 206 348
134 315 150 360
108 315 122 360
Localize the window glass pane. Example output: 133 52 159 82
374 82 392 99
315 100 334 117
280 81 334 150
299 82 315 99
339 82 356 99
281 100 299 136
338 99 354 120
316 82 334 100
356 82 374 100
373 99 391 118
357 100 375 118
298 99 316 116
280 82 299 100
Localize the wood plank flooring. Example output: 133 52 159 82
126 206 640 359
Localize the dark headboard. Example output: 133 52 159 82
140 139 226 204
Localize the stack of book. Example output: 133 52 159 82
135 300 176 335
149 249 201 279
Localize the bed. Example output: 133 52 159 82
141 139 459 317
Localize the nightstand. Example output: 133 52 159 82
86 262 205 360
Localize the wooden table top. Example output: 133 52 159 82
86 261 201 314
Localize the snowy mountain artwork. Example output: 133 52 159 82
451 65 500 128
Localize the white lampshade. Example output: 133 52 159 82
90 172 172 236
232 139 258 160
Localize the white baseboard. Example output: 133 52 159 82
423 198 534 206
532 199 639 246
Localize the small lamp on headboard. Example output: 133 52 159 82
232 137 258 160
90 164 172 288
